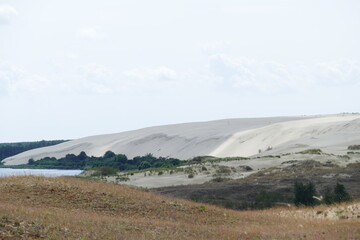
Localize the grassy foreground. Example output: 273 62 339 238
0 176 358 239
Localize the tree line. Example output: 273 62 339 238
26 151 182 171
0 140 68 161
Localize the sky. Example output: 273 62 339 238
0 0 359 142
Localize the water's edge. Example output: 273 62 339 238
0 168 83 177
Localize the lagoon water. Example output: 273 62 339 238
0 168 82 177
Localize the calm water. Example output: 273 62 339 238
0 168 83 177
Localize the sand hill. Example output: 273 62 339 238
3 114 360 165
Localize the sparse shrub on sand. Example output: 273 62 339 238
348 145 360 150
91 166 118 176
298 149 323 155
347 151 360 154
213 166 232 176
211 177 231 183
116 175 130 182
184 167 195 175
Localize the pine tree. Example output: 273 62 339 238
333 182 351 203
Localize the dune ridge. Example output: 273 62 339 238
3 114 360 165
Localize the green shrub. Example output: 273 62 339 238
211 177 230 183
347 151 360 154
103 151 116 159
244 166 253 171
214 166 231 176
92 166 118 176
28 159 35 165
333 182 351 203
115 176 130 182
322 183 351 204
294 181 317 206
299 149 322 155
323 187 334 204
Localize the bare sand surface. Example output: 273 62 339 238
3 114 360 166
3 116 308 165
210 114 360 157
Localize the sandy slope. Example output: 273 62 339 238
3 114 360 165
211 114 360 157
3 116 305 165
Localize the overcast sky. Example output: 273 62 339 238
0 0 359 142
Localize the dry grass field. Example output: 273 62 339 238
0 176 359 239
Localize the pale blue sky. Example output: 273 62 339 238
0 0 359 142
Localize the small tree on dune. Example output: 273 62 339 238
294 181 317 206
333 182 351 203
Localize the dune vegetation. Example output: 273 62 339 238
0 176 359 239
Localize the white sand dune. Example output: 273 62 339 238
211 114 360 157
3 114 360 165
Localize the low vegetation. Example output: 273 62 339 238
154 161 360 211
294 181 351 206
298 148 323 155
348 144 360 150
323 182 351 204
5 151 183 171
0 176 358 239
294 181 317 206
90 166 118 176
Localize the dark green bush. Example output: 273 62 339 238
333 182 351 203
294 181 317 206
322 182 351 204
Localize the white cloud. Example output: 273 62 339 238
208 54 360 93
201 41 230 54
78 63 114 94
2 55 359 100
65 52 79 60
0 61 62 95
208 54 294 93
0 60 24 95
0 5 18 24
315 60 360 86
0 60 117 96
123 66 178 82
222 3 288 15
76 27 106 40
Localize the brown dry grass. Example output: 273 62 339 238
0 176 359 239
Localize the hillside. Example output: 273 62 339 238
3 114 360 165
0 140 68 161
0 176 359 239
153 160 360 210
